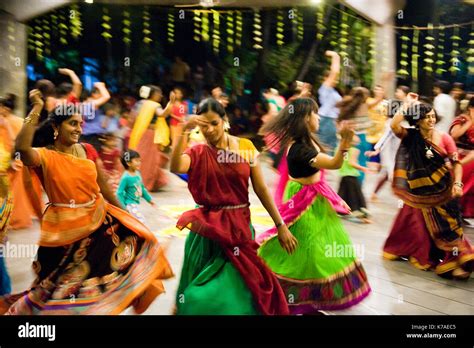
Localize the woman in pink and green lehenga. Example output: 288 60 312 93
257 98 371 314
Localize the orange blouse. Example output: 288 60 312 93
33 147 107 247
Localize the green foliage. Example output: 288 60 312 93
265 43 304 89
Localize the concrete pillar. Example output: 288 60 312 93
0 11 27 118
373 17 397 97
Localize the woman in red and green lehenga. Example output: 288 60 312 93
384 101 474 279
170 98 297 315
256 98 371 314
0 90 173 315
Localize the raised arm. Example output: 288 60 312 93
450 119 472 141
156 91 176 118
15 90 43 167
58 68 83 99
323 51 340 87
391 107 408 138
91 82 111 108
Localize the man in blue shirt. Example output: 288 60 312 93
317 51 342 155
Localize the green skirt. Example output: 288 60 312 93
258 181 370 311
176 231 259 315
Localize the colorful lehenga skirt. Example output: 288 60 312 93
176 231 259 315
258 181 371 314
0 211 173 315
383 203 474 275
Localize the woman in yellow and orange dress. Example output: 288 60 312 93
0 90 173 315
0 94 43 230
128 86 175 191
0 105 15 295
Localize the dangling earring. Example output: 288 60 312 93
224 120 230 131
54 130 58 140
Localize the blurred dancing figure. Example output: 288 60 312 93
0 90 172 314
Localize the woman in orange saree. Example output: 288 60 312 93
0 90 173 315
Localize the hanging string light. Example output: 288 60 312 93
122 10 132 46
468 25 474 75
367 27 376 66
212 10 221 54
34 19 44 61
435 27 446 76
142 6 152 44
59 9 68 45
315 4 325 41
235 11 243 47
70 4 83 39
226 11 234 53
42 17 51 56
167 9 175 44
297 9 304 41
201 11 210 42
276 10 285 46
339 12 349 60
329 12 338 48
353 20 363 66
101 6 112 42
411 29 420 83
27 25 35 52
449 26 461 75
423 24 435 74
253 10 263 50
193 10 201 42
398 34 410 76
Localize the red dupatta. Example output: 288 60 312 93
176 143 289 315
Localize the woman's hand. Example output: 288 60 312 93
168 91 176 104
29 89 44 108
452 184 463 198
325 50 339 58
365 150 380 157
338 120 355 149
182 115 208 131
277 224 298 254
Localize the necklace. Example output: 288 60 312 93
424 131 434 159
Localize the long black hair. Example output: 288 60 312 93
261 97 324 152
196 97 226 118
403 102 436 128
32 104 77 147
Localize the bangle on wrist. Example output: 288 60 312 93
454 181 464 188
275 221 285 228
24 113 40 124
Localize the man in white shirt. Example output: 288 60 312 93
433 80 457 133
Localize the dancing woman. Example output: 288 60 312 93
450 97 474 222
128 86 175 191
383 101 473 279
0 90 173 314
170 98 296 315
257 98 371 314
0 112 15 295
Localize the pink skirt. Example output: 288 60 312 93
136 129 168 192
